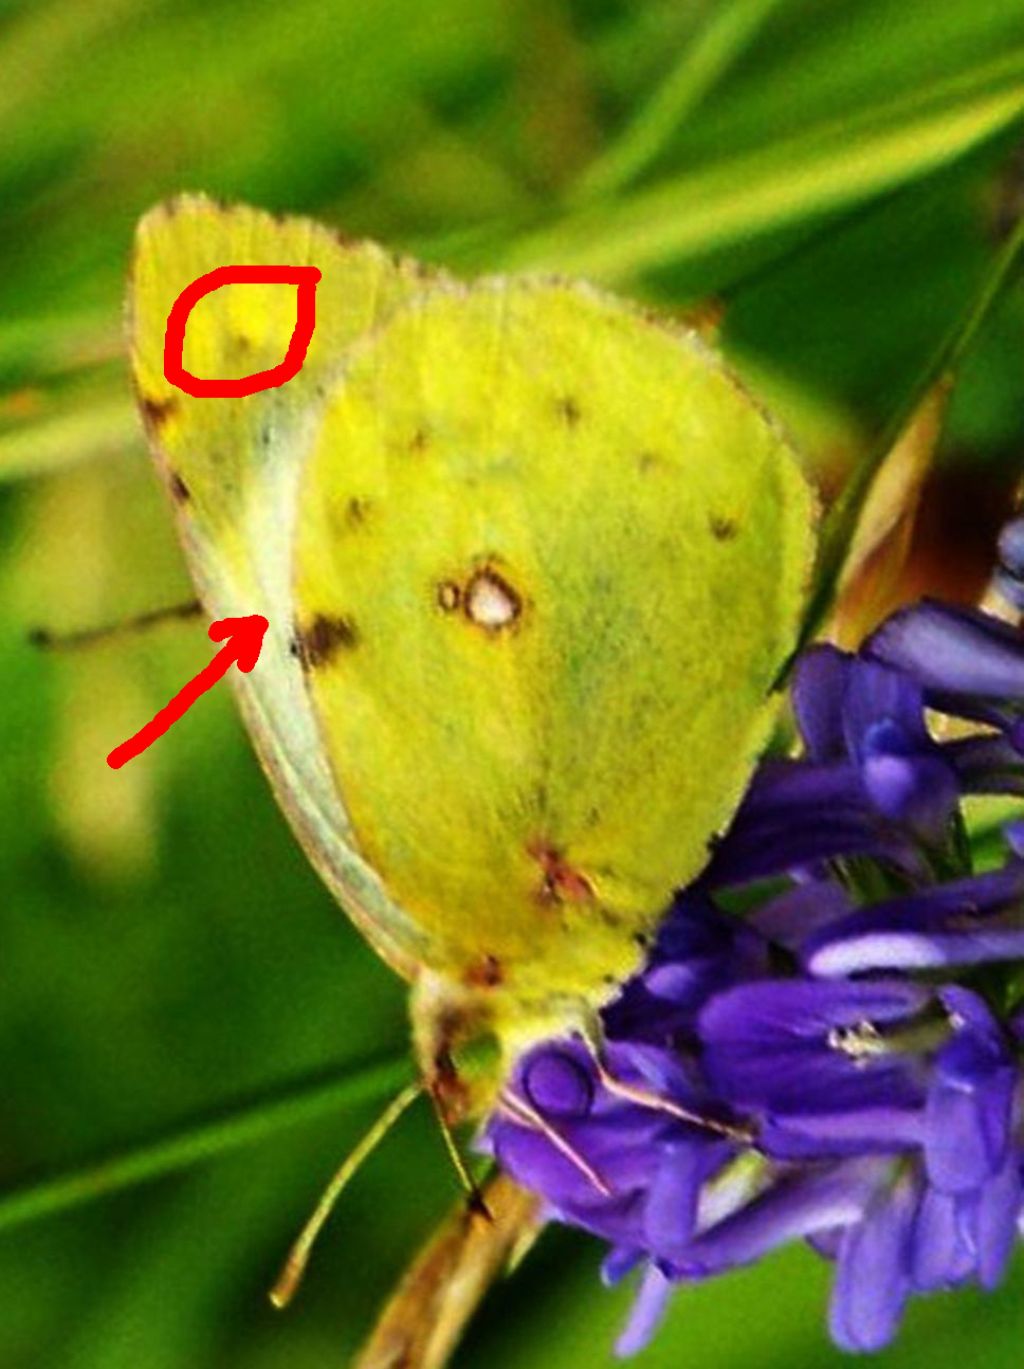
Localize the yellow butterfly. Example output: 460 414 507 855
129 194 817 1126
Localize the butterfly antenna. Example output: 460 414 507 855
270 1078 422 1310
427 1085 493 1220
571 1018 753 1144
497 1089 612 1197
591 1060 754 1144
28 598 202 650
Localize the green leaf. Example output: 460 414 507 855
0 1054 409 1235
0 390 135 481
572 0 788 203
504 53 1024 282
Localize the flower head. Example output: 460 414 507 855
483 565 1024 1357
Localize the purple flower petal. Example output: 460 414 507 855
605 892 767 1042
615 1263 672 1357
867 600 1024 711
807 1226 846 1260
994 517 1024 611
760 1107 924 1160
699 979 930 1116
523 1049 595 1120
793 644 851 760
937 984 1009 1062
997 516 1024 579
804 862 1024 976
843 660 930 762
829 1170 918 1353
925 991 1015 1193
680 1160 883 1274
992 566 1024 612
860 744 958 837
750 881 852 951
601 1246 644 1287
924 1080 997 1193
909 1187 974 1290
946 733 1024 796
792 649 957 836
642 1142 704 1260
706 760 903 886
974 1155 1023 1289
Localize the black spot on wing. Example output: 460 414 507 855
167 470 191 504
291 613 360 669
637 450 666 474
140 393 178 432
463 954 504 989
709 514 738 541
556 395 581 426
437 580 462 612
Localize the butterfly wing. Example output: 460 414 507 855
129 195 445 978
291 277 818 1029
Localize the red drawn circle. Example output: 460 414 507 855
163 264 322 398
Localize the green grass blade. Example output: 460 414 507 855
800 211 1024 646
504 52 1024 282
0 1054 410 1234
0 391 135 480
572 0 787 204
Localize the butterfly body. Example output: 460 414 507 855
130 197 816 1097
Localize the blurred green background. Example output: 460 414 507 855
2 1 1024 1365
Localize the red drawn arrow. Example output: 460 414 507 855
107 614 269 769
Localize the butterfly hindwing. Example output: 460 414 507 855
129 195 446 977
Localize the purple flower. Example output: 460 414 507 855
699 978 931 1153
994 516 1024 612
803 856 1024 976
483 1036 741 1255
924 987 1017 1194
484 551 1024 1360
867 599 1024 754
792 647 959 840
704 759 903 886
704 642 969 893
602 889 766 1045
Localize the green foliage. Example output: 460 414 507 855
1 1 1023 1365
